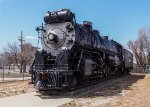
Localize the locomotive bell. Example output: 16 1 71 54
83 21 93 30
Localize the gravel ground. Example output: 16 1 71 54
0 80 35 98
61 73 149 107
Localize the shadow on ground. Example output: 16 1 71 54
36 74 146 99
86 74 145 98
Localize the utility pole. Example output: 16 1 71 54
3 65 4 82
18 31 25 80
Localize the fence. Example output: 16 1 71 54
0 65 146 83
132 67 145 73
0 66 31 82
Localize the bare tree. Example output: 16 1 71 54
2 42 36 73
128 26 150 69
2 42 20 69
21 43 36 73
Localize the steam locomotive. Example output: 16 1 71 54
30 9 133 91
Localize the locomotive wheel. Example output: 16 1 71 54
110 68 115 76
103 67 110 78
125 68 130 75
103 70 108 78
70 76 77 87
115 68 119 76
104 72 108 78
76 56 86 82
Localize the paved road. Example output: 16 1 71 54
0 92 73 107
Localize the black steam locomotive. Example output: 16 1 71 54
30 9 133 91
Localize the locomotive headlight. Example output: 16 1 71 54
48 33 55 41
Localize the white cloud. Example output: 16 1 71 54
25 36 37 40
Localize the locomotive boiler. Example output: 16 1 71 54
30 9 133 91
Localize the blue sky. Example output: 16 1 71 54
0 0 150 50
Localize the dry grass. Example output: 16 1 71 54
0 80 35 98
103 74 150 107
